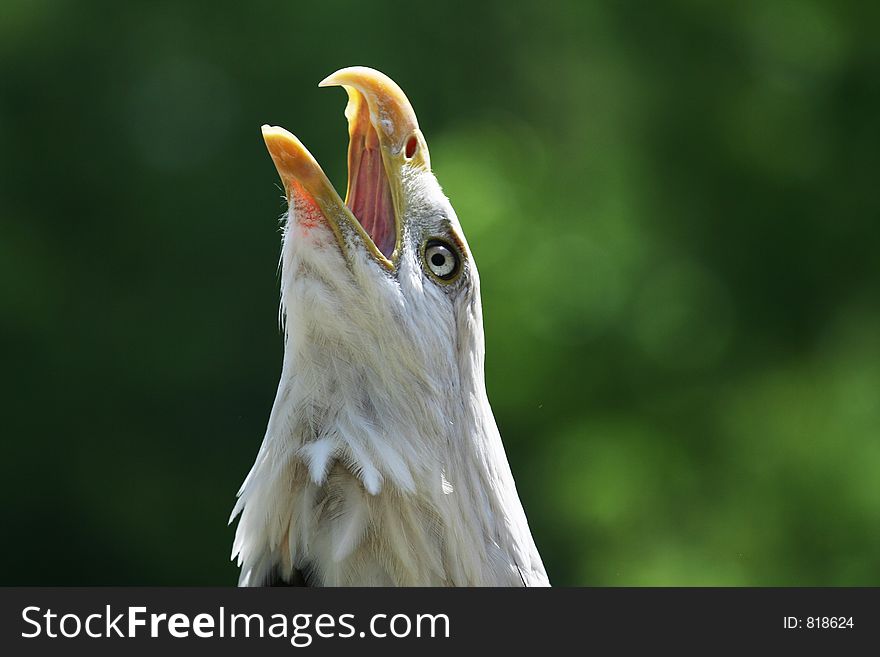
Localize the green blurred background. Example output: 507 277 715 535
2 0 878 585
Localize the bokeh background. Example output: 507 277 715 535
2 0 878 585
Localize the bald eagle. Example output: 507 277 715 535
230 67 549 587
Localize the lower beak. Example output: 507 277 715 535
262 67 430 268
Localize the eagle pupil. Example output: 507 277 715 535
431 253 446 267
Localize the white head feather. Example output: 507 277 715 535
231 67 549 586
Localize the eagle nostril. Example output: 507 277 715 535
405 135 418 159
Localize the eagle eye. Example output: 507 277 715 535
423 239 461 282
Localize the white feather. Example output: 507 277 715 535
299 436 337 485
231 162 549 587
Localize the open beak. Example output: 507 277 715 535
261 66 430 268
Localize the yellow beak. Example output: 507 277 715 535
262 67 430 268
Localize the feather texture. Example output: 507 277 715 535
231 99 549 588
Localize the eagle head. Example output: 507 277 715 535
261 67 481 404
232 67 548 587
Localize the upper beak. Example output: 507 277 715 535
262 67 430 268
